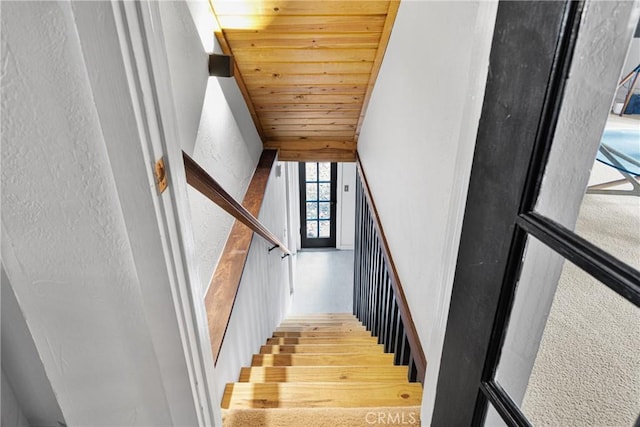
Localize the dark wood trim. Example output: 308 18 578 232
183 151 290 255
186 150 281 364
356 153 427 383
432 2 571 425
264 140 357 163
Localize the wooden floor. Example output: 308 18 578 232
221 313 423 412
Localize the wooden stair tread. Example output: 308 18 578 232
266 336 379 345
279 320 363 326
221 382 422 409
221 406 421 427
252 353 394 366
223 312 422 418
239 366 409 383
273 331 372 338
283 315 358 319
285 313 354 318
260 344 384 354
276 326 366 332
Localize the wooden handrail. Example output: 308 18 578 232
356 153 427 383
183 151 290 255
187 149 287 364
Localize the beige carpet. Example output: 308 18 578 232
521 168 640 426
223 406 421 426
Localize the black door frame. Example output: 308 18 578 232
298 162 338 248
433 1 640 426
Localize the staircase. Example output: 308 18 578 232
222 313 422 426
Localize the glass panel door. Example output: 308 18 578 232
299 162 337 248
479 4 640 426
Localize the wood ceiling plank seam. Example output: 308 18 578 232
215 16 386 33
244 74 371 86
267 139 357 146
354 0 400 142
256 107 362 113
249 86 367 96
264 124 356 131
252 95 364 104
265 130 359 136
259 111 361 118
264 128 357 134
225 32 383 50
260 118 359 125
235 62 374 75
212 1 391 16
232 48 378 63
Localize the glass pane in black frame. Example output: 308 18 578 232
306 220 318 238
318 162 331 181
495 235 640 426
485 405 509 427
319 220 330 238
306 183 318 201
305 162 317 181
319 183 331 201
319 202 330 219
306 202 318 220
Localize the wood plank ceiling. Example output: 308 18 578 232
208 1 400 162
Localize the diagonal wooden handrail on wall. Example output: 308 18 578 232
183 151 290 255
183 149 288 363
355 154 427 383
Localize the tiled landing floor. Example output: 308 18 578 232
290 249 354 314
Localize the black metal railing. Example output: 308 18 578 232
353 160 426 383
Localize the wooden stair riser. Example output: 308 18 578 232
275 326 367 333
259 344 384 354
252 353 394 367
238 366 410 383
266 337 379 345
222 313 423 421
279 321 363 327
284 313 356 318
273 331 372 338
221 382 423 409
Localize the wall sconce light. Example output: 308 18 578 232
209 54 234 78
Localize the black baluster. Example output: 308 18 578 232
408 356 418 383
386 296 397 353
393 310 404 365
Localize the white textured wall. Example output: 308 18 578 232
214 161 291 401
166 1 264 298
186 77 263 297
156 0 263 299
1 368 30 427
356 2 498 425
2 268 65 426
158 0 263 299
1 2 194 424
159 1 209 155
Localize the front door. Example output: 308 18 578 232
299 162 337 248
